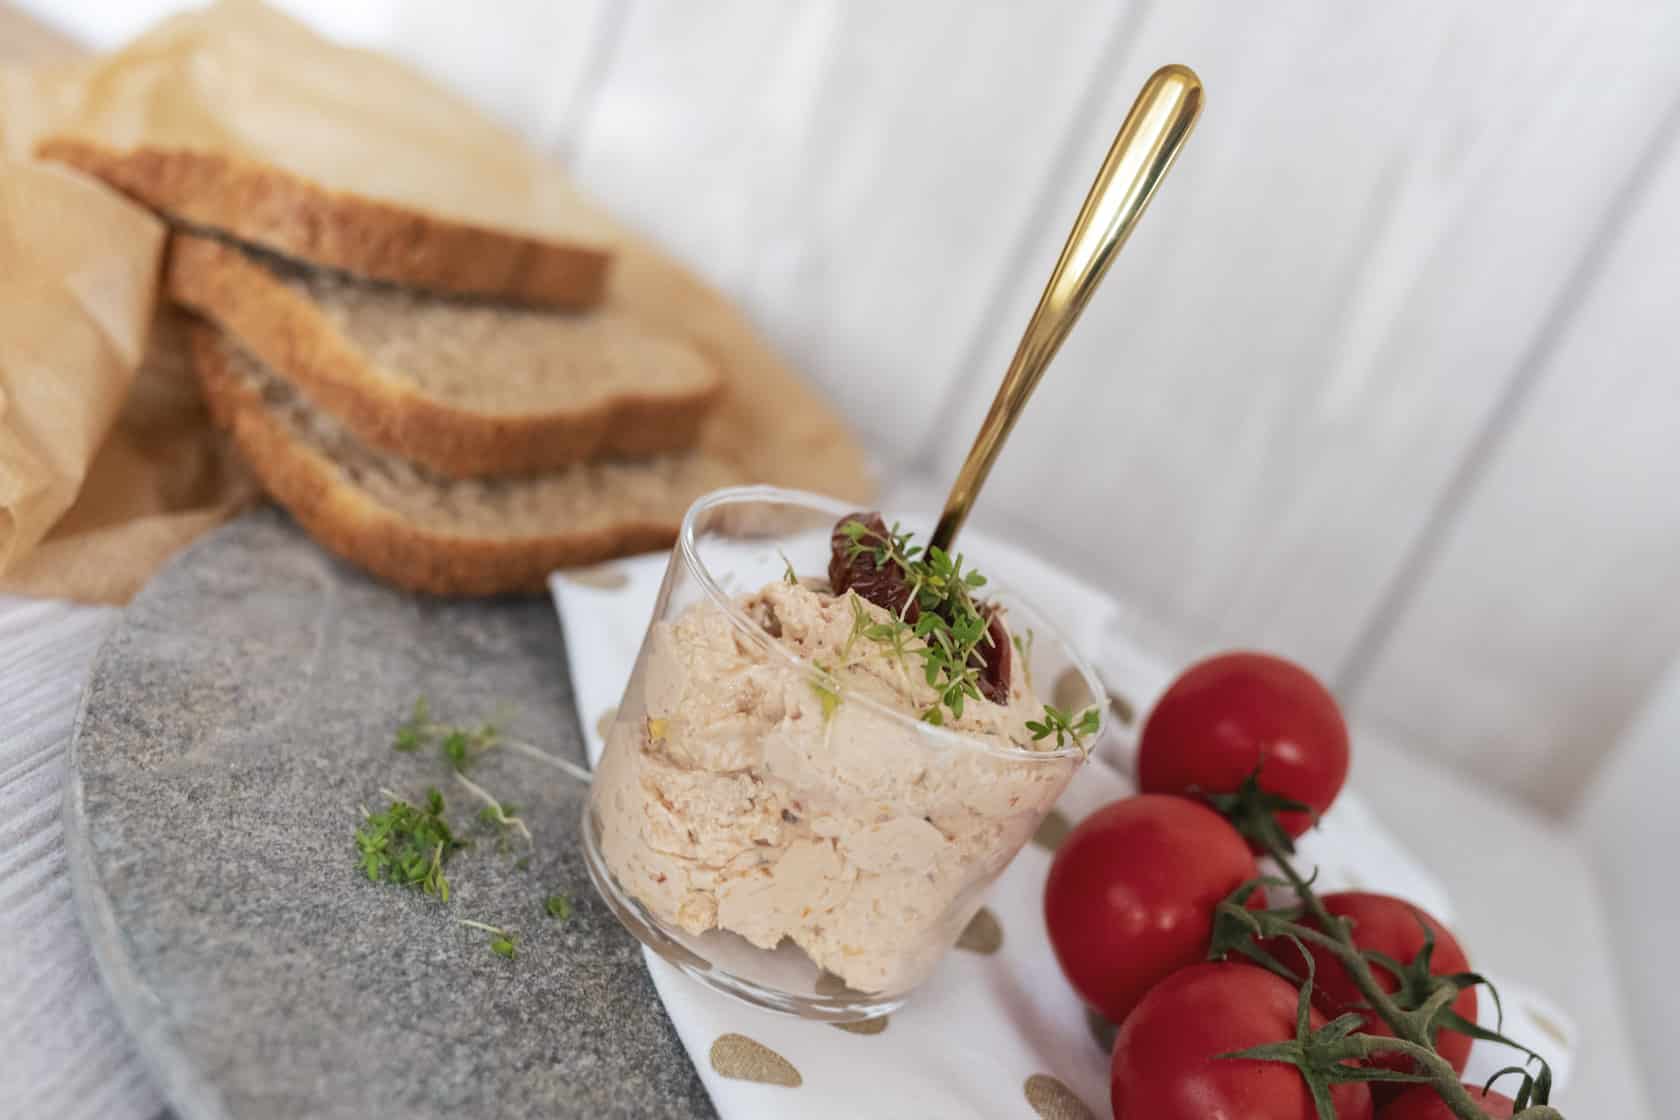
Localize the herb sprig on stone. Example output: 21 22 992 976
392 696 502 772
354 787 465 901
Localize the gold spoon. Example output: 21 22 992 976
930 64 1204 553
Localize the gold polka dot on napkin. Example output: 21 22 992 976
1528 1005 1570 1048
1050 669 1092 715
956 907 1003 954
567 563 629 589
1107 690 1135 726
814 970 861 997
830 1015 888 1035
594 706 618 741
1024 1073 1095 1120
709 1034 802 1087
1050 668 1136 728
1033 809 1072 852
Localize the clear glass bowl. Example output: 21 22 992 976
580 486 1105 1020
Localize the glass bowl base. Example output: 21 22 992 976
579 804 905 1023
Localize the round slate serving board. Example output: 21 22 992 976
64 509 713 1120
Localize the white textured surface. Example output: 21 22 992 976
1348 98 1680 811
1578 653 1680 1107
0 596 158 1120
929 0 1680 806
567 0 1127 460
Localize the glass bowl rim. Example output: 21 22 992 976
676 484 1106 763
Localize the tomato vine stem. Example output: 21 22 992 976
1253 830 1559 1120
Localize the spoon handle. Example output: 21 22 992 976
930 64 1203 552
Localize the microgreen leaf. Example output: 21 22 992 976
460 918 518 960
391 696 503 772
354 787 465 900
453 772 532 850
393 696 430 751
545 893 573 921
836 518 1013 726
840 593 872 661
1028 704 1101 750
809 664 841 721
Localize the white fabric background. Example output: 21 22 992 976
0 597 159 1120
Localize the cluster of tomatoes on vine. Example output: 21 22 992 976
1044 652 1553 1120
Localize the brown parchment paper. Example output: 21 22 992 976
0 7 256 604
0 0 869 602
0 156 168 590
0 305 257 602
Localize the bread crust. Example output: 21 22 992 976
167 232 722 479
190 323 704 596
39 137 610 308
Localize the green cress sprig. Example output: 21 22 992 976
839 518 992 726
459 919 519 960
368 702 588 961
393 696 503 772
1025 704 1101 749
354 787 465 901
836 518 1098 746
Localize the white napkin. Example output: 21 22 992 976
550 531 1573 1116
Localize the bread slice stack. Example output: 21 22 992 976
41 140 744 595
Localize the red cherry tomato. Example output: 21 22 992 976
1044 794 1258 1024
1138 651 1349 841
1264 892 1478 1078
1379 1084 1515 1119
1110 961 1373 1120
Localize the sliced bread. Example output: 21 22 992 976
190 324 741 596
38 138 610 308
166 232 722 479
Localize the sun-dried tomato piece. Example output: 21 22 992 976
974 608 1012 704
827 511 1015 704
829 512 919 621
